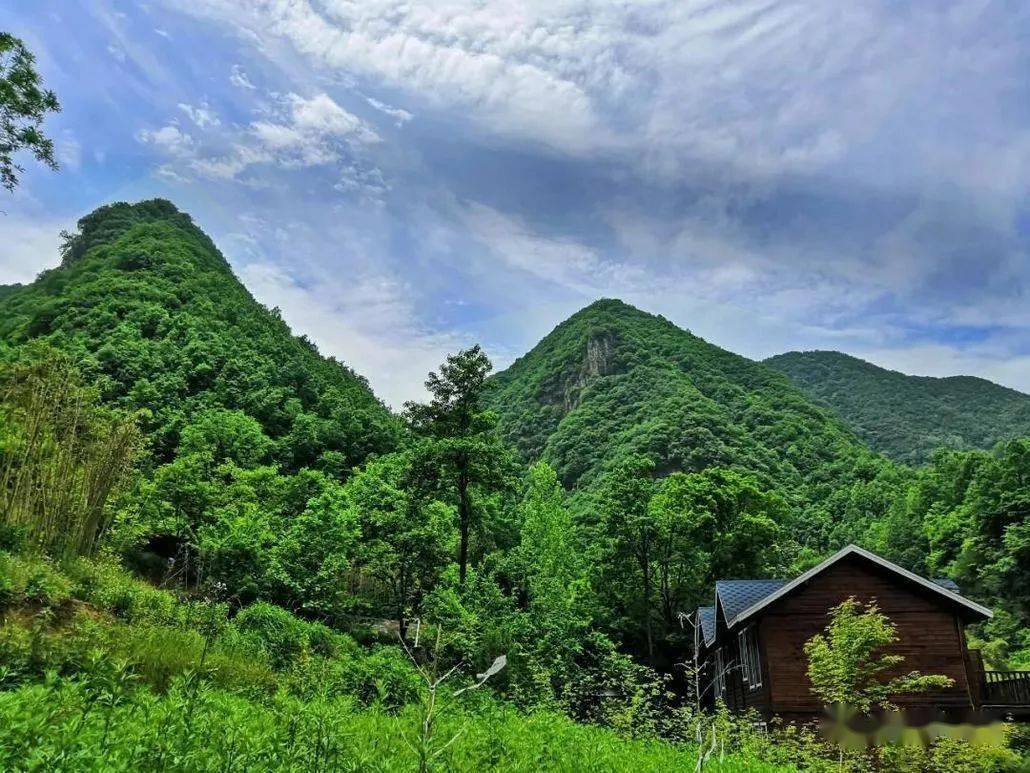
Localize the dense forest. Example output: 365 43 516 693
766 350 1030 465
2 200 1029 770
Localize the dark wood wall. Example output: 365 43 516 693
757 555 974 715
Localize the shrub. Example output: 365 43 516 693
65 557 180 625
0 624 32 685
0 552 72 611
232 601 353 667
335 647 421 710
875 737 1022 772
0 524 28 553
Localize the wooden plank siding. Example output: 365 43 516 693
758 555 974 715
703 627 774 714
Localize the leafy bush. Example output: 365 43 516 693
331 646 420 710
0 524 28 553
876 737 1022 773
0 552 72 611
232 601 354 667
282 647 422 710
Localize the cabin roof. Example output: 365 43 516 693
697 606 717 647
715 579 788 627
723 545 992 629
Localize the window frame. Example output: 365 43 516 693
713 646 727 700
738 625 762 691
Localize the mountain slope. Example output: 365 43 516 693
485 300 880 515
765 350 1030 465
0 199 401 470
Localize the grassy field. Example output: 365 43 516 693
0 550 787 772
0 680 789 772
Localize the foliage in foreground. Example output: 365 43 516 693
805 598 954 713
0 550 787 772
0 678 791 773
0 551 1025 773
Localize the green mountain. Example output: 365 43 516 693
485 299 880 519
765 350 1030 465
0 199 401 471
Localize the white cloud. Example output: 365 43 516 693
195 92 379 178
0 217 66 285
165 0 609 153
137 124 195 156
229 64 256 89
159 0 1030 219
335 163 390 204
178 102 220 128
141 92 386 197
57 131 82 171
461 203 652 297
365 96 413 125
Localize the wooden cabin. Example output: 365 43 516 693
692 544 1030 721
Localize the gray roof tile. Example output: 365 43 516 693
715 579 788 625
697 606 716 647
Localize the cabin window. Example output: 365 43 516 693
713 647 727 700
738 626 762 690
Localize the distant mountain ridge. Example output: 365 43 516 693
484 299 880 529
764 350 1030 464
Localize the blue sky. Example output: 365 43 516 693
2 0 1029 405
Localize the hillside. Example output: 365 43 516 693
485 299 880 518
765 350 1030 465
0 199 401 471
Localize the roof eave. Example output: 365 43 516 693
726 544 993 629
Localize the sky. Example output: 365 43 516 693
2 0 1029 406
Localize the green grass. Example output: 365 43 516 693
0 551 787 771
0 677 785 772
2 550 1022 772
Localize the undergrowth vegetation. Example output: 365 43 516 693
0 550 1025 771
0 549 796 771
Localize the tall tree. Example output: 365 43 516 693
648 467 789 626
404 345 513 586
346 452 454 641
598 455 658 663
0 32 60 192
517 461 590 703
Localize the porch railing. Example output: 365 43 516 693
983 671 1030 706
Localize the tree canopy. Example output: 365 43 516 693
0 32 60 192
766 350 1030 465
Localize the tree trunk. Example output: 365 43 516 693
643 563 655 664
458 467 471 586
639 532 655 664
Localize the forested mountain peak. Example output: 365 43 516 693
765 349 1030 464
56 199 221 269
486 299 875 525
0 198 402 470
